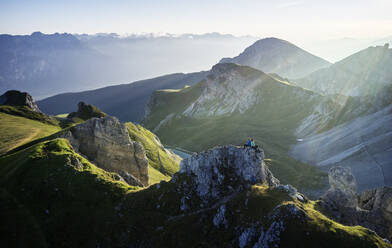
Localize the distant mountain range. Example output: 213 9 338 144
220 37 331 78
294 44 392 96
0 32 115 98
36 36 334 121
37 71 207 122
0 32 256 98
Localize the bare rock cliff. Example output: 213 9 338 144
61 116 149 186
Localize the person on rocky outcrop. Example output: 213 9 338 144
251 139 258 149
244 138 259 150
244 138 252 148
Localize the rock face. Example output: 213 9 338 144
291 103 392 192
320 166 392 240
321 166 358 208
61 116 149 186
0 90 41 112
180 145 279 202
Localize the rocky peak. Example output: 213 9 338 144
67 101 107 120
210 62 242 75
219 37 331 78
60 116 149 186
183 64 264 117
0 90 41 112
321 166 357 208
328 166 357 193
179 145 279 201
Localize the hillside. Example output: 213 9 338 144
295 44 392 96
143 63 392 194
0 112 61 155
126 122 181 184
37 71 207 122
220 37 331 78
0 92 180 185
291 102 392 191
143 63 335 192
0 141 388 247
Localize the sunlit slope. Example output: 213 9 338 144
295 44 392 96
0 138 139 247
0 138 388 247
291 103 392 191
0 111 61 154
126 122 181 184
143 63 330 191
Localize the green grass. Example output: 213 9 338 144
0 140 387 247
68 102 107 121
0 105 59 125
0 112 61 155
0 138 139 247
145 184 388 247
55 113 69 118
126 122 180 184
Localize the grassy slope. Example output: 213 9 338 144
0 112 61 155
0 138 139 247
0 104 180 185
0 139 387 247
55 113 69 118
143 75 328 191
126 122 181 184
152 184 387 248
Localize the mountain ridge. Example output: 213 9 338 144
294 44 392 96
220 37 331 78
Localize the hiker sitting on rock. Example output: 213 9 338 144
250 139 258 149
244 138 252 148
244 138 258 149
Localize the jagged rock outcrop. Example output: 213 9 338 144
319 166 392 240
67 101 107 120
180 146 279 202
61 116 149 186
321 166 358 208
0 90 41 112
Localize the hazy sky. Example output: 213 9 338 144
1 0 391 43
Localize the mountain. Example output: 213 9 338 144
0 32 118 98
219 37 331 78
290 88 392 191
37 71 207 122
143 63 338 192
0 32 256 98
142 63 392 193
1 140 389 247
294 44 392 96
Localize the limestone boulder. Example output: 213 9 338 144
61 116 149 186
